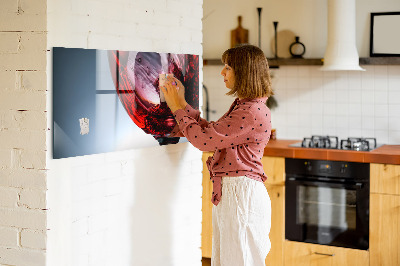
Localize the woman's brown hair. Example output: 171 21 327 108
221 44 273 99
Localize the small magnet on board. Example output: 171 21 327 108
79 118 89 135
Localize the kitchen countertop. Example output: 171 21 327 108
263 139 400 165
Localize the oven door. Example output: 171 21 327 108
285 177 369 250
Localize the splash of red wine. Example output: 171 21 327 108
108 50 199 145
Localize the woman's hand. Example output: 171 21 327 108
172 76 187 107
160 75 187 113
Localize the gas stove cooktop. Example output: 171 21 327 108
289 135 383 151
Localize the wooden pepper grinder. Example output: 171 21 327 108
231 16 249 48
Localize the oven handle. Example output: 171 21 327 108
286 177 364 189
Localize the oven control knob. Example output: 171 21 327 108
340 164 347 174
304 161 312 171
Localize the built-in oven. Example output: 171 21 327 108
285 158 369 250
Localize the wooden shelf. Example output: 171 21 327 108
204 57 400 67
268 58 322 67
203 58 323 67
359 57 400 65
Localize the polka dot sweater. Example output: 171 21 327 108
172 97 272 206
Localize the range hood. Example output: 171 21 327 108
320 0 365 71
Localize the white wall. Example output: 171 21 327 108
203 0 400 145
46 0 203 266
203 0 400 58
0 0 48 265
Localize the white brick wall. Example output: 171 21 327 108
46 1 203 266
0 0 48 265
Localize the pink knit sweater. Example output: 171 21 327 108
172 97 271 205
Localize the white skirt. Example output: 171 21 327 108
212 176 271 266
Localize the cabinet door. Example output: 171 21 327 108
370 163 400 195
370 193 400 266
202 152 213 258
264 184 284 266
284 241 369 266
262 156 285 185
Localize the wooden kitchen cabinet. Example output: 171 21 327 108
370 163 400 266
261 156 285 186
202 152 213 258
284 241 369 266
370 193 400 266
264 184 285 266
370 163 400 195
201 154 286 265
262 156 285 266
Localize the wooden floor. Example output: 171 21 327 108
202 257 211 266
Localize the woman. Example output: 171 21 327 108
161 44 273 266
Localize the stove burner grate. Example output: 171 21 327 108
298 136 378 151
340 137 377 151
301 135 339 149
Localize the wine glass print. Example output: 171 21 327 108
52 47 199 159
107 51 199 146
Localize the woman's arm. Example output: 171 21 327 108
172 106 257 152
162 76 211 137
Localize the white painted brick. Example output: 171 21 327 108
20 229 46 250
71 218 88 237
168 28 193 42
0 110 47 130
71 152 105 167
0 169 47 189
0 149 11 169
0 32 47 71
0 90 46 111
0 227 19 247
88 19 128 38
11 148 22 170
0 71 16 90
0 129 46 150
87 164 108 183
87 33 124 50
19 189 46 209
135 24 170 41
16 70 47 91
20 149 46 170
166 0 192 14
71 183 88 203
105 178 123 196
0 247 45 266
0 0 18 13
0 33 20 54
0 13 46 32
0 187 19 208
87 1 123 22
71 166 88 186
179 41 202 56
180 16 202 30
130 0 166 14
0 208 46 230
19 0 47 15
152 10 181 27
120 36 153 52
105 162 122 179
191 31 203 44
87 211 109 233
189 3 203 19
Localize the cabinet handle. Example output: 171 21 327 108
314 252 335 257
